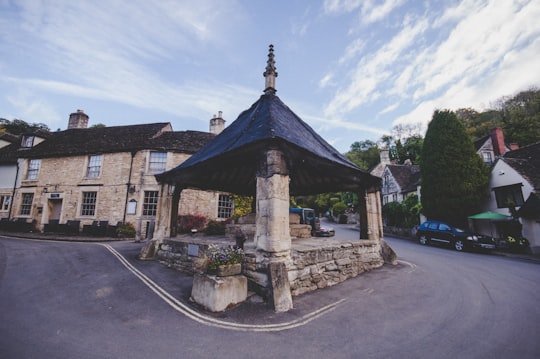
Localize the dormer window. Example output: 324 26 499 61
21 135 35 148
482 151 493 164
87 155 102 178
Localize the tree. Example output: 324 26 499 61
498 88 540 146
345 140 380 170
0 118 50 134
420 110 490 227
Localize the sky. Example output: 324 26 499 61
1 0 539 153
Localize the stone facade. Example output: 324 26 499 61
12 147 221 240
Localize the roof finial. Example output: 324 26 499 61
263 44 278 95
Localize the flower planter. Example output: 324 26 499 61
217 263 242 277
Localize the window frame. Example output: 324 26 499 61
149 152 167 173
26 159 41 180
217 194 234 219
21 135 34 148
80 191 97 216
0 195 10 211
20 193 34 216
86 155 103 178
493 183 524 208
142 191 159 216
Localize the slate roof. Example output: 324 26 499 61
17 123 215 159
517 193 540 219
0 140 20 164
156 93 381 196
386 164 421 193
500 142 540 190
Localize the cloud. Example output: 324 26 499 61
323 17 428 117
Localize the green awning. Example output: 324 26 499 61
468 211 511 220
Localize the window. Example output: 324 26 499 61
87 155 102 178
20 193 34 215
218 194 233 218
0 195 11 211
494 184 524 208
21 136 34 148
26 159 41 180
149 152 167 173
482 152 493 164
81 192 97 216
143 191 159 216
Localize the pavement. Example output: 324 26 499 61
1 228 539 331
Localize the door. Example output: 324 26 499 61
48 199 62 222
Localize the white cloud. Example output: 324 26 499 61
324 17 428 117
361 0 405 25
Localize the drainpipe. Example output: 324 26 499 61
8 159 21 220
123 151 136 223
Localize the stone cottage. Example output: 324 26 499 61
7 110 230 239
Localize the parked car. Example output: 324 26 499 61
290 207 336 237
416 220 495 251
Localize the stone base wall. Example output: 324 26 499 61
157 237 385 298
287 240 383 296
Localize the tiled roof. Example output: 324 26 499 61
17 123 214 158
387 164 421 193
501 142 540 190
157 93 380 196
0 140 20 164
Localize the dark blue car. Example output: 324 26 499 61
416 220 495 251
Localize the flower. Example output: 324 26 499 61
206 244 244 271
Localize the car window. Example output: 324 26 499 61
439 223 451 231
428 223 438 230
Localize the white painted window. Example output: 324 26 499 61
218 194 233 218
87 155 102 178
26 159 40 180
0 194 11 211
20 193 34 215
143 191 159 216
149 152 167 173
81 192 97 216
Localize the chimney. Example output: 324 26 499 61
380 148 391 165
68 109 89 129
490 127 506 156
209 111 225 135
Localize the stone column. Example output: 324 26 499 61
366 190 383 241
140 184 178 260
255 149 293 312
358 190 369 239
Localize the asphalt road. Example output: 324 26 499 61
1 229 539 359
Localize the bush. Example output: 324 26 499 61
178 215 207 233
332 202 348 217
204 220 228 235
116 222 136 238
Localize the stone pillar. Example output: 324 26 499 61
255 150 291 253
366 190 383 241
139 184 178 260
153 184 176 239
255 149 293 312
358 190 369 239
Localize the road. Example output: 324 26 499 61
1 229 539 359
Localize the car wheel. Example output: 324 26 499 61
418 235 430 245
454 239 464 251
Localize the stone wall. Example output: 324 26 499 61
156 236 385 298
286 240 383 296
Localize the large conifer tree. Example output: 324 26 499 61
420 110 490 227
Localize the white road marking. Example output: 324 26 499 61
99 243 345 332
